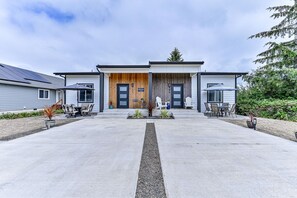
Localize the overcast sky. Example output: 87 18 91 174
0 0 287 75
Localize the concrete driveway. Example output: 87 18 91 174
0 118 146 198
155 119 297 198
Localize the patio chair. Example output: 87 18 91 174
155 96 167 110
82 104 95 116
66 104 78 117
210 103 220 117
62 104 68 114
184 97 194 109
222 103 230 116
228 104 237 118
81 103 89 111
204 103 211 115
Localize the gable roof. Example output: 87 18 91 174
0 63 64 89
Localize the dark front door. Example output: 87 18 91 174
171 84 184 108
117 84 129 108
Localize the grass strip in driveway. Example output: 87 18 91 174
135 123 167 198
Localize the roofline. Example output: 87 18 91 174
53 72 101 75
149 61 204 65
200 72 248 76
96 65 150 69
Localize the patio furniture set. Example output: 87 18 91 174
155 96 194 110
204 102 236 117
62 104 94 117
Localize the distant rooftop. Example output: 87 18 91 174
0 63 63 89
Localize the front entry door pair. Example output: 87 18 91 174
171 84 184 108
117 84 129 108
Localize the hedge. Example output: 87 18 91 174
237 99 297 121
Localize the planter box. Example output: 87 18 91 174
246 120 254 129
45 120 56 129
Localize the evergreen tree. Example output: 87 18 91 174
249 0 297 69
167 47 184 62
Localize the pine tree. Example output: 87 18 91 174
167 47 184 62
249 0 297 69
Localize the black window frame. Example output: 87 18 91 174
77 83 94 103
207 83 223 103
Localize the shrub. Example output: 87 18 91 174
44 106 56 120
0 111 43 120
160 110 170 119
237 98 297 121
133 109 143 119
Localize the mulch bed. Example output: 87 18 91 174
135 123 167 198
0 119 78 141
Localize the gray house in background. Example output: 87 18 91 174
0 63 64 112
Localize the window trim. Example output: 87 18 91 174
77 83 94 103
38 89 50 100
206 83 223 103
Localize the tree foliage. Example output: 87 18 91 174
167 47 184 62
249 0 297 69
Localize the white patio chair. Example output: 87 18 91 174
82 104 95 116
184 97 194 109
155 96 167 110
67 104 78 117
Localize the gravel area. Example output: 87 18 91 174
221 116 297 142
135 123 167 198
0 116 77 141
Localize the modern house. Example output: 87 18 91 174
0 63 64 112
54 61 247 113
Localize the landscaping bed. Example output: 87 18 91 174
221 117 297 142
0 116 77 141
127 116 174 119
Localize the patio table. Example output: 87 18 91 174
74 107 82 116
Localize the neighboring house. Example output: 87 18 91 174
54 61 247 113
0 63 64 112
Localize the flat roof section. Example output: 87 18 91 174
96 65 150 69
54 72 101 75
149 61 205 65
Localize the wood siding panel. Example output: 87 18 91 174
109 73 148 108
152 74 191 104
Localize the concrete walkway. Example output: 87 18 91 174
155 119 297 198
0 118 146 198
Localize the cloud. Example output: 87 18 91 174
25 2 75 24
0 0 285 75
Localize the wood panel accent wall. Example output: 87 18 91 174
109 73 148 108
152 73 191 104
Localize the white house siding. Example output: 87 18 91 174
65 75 100 112
150 65 201 73
201 75 236 112
104 74 109 110
0 84 56 111
191 74 197 109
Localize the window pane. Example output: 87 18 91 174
174 101 180 106
174 94 181 99
39 90 44 98
120 101 127 106
45 91 49 98
80 90 86 102
86 92 92 102
120 86 127 91
173 86 181 91
120 94 127 99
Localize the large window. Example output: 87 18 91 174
207 83 223 103
38 89 50 99
78 83 94 103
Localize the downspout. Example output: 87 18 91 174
96 67 104 112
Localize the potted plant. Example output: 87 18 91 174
246 113 256 129
147 101 154 117
109 101 113 109
44 105 56 129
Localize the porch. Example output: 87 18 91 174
106 73 196 110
